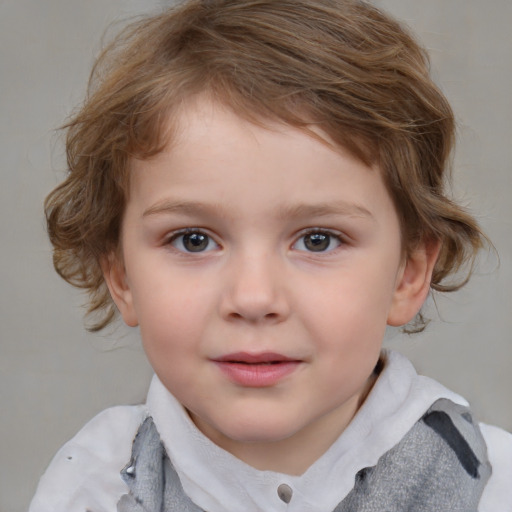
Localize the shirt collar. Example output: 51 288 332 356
146 351 466 512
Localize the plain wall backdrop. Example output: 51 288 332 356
1 1 511 510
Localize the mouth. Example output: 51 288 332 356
214 352 298 364
212 352 302 387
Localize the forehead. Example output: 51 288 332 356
154 94 372 180
126 96 399 231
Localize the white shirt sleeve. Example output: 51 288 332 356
479 423 512 512
29 405 146 512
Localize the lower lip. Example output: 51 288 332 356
214 361 301 387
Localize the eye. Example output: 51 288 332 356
168 230 219 253
293 230 342 253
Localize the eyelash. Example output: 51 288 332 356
166 229 220 254
164 228 346 255
292 229 345 254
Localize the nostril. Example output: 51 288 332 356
226 310 282 323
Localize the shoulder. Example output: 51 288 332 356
29 404 147 512
479 423 512 512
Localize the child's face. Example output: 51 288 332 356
106 98 432 472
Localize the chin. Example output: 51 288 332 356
215 415 304 444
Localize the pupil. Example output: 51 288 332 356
184 233 208 252
305 233 329 251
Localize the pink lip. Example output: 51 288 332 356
212 352 302 387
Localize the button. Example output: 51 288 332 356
277 483 293 504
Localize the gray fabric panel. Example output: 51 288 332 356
118 399 490 511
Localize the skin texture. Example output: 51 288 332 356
104 97 438 475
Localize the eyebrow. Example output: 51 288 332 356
143 200 228 218
277 202 374 221
143 199 374 221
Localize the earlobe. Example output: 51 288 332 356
387 240 441 327
101 254 139 327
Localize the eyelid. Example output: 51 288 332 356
291 228 347 253
294 227 346 240
165 228 221 253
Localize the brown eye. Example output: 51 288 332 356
304 233 330 251
170 231 218 253
183 233 209 252
293 231 342 253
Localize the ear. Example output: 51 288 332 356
387 240 441 327
101 253 139 327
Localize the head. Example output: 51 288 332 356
45 0 488 472
46 0 484 333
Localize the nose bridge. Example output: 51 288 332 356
221 244 288 322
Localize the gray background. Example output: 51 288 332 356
1 1 510 510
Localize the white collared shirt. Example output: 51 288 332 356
30 352 512 511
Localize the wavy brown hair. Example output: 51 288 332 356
46 0 487 331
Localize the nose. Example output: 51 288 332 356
219 250 290 323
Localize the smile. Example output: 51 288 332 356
212 352 302 387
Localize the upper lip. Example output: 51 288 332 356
213 352 299 364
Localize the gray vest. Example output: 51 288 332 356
117 399 491 511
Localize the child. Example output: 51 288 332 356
30 0 511 510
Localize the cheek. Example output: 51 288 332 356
133 275 216 356
301 265 397 339
137 297 206 395
128 259 211 318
